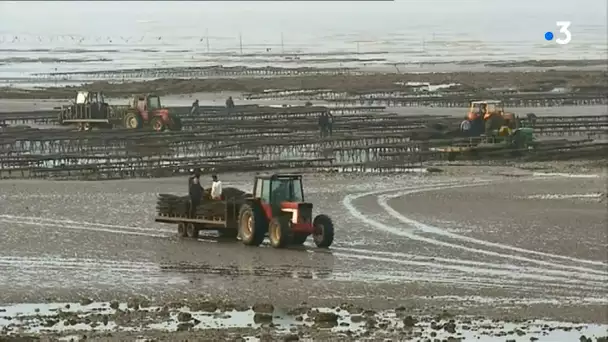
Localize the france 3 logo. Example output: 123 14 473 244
544 22 572 45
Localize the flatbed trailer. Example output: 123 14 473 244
154 199 242 239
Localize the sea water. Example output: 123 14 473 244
0 0 606 83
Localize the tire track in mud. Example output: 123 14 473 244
341 177 608 296
0 216 172 239
0 214 170 234
333 246 603 282
377 186 606 268
1 178 605 294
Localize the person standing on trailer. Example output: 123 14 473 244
211 174 223 200
189 169 203 217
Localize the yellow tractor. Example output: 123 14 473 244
460 100 519 137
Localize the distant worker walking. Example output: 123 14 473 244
210 174 223 200
318 112 328 138
190 99 200 115
225 96 235 109
327 112 334 137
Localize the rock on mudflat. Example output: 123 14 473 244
176 322 194 331
79 297 93 306
177 312 192 322
314 312 339 323
403 315 417 328
252 303 274 314
253 313 273 323
282 334 300 341
190 300 218 312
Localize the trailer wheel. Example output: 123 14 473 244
268 216 292 248
238 204 266 246
312 214 334 248
186 223 199 239
177 222 187 237
292 233 308 245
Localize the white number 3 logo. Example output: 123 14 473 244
556 21 572 45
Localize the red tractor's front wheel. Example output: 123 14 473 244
151 117 166 132
268 216 292 248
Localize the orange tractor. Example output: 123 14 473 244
57 91 182 131
460 100 519 137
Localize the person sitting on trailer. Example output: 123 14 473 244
190 99 200 115
210 174 223 200
189 169 203 217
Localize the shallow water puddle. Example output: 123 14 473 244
0 302 607 341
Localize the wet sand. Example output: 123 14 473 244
1 165 606 337
1 69 606 99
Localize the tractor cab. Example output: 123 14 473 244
468 100 503 121
252 173 311 225
254 173 304 205
131 94 163 112
147 94 162 110
75 91 106 105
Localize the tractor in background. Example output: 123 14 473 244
460 100 519 137
57 91 182 132
122 94 182 131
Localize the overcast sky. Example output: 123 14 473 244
0 0 605 37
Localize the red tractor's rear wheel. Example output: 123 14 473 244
124 112 143 129
312 214 334 248
238 204 266 246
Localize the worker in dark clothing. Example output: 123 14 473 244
190 99 200 115
225 96 235 109
188 169 203 217
327 112 334 137
318 113 328 138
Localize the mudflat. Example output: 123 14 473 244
0 164 607 340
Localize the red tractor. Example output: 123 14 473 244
122 94 182 131
238 174 335 248
57 91 182 131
